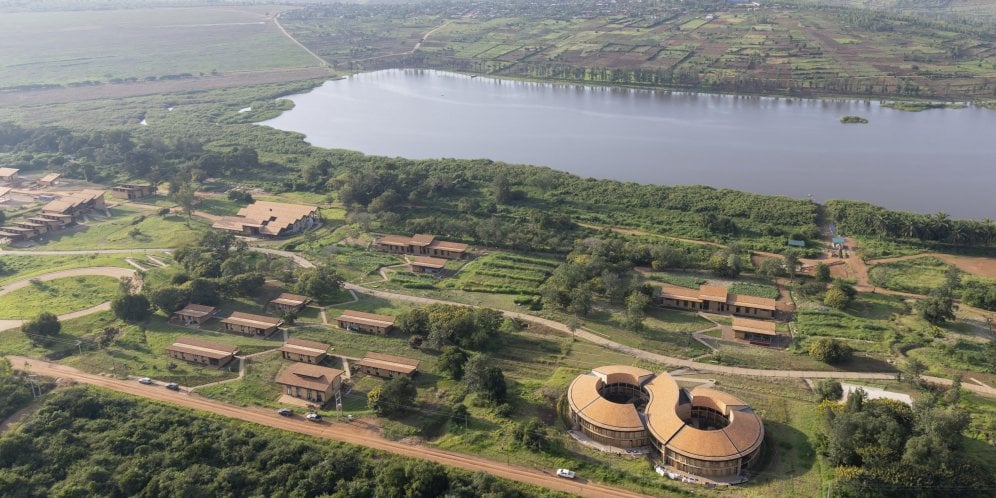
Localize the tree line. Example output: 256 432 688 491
0 386 550 498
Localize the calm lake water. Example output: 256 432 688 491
262 69 996 219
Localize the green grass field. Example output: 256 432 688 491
0 253 139 285
443 252 557 295
29 206 209 250
0 275 119 319
868 256 951 294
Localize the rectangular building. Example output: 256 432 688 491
732 317 778 345
220 312 282 337
38 173 61 187
0 168 19 183
409 255 448 275
374 233 468 259
41 190 107 219
269 293 310 313
657 284 777 320
171 304 217 326
275 363 343 406
357 352 420 379
111 183 155 199
279 338 330 364
336 310 395 335
212 201 320 238
165 337 238 367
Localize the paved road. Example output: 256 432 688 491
9 356 651 498
0 248 171 255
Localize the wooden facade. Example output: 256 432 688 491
374 233 468 260
111 183 155 199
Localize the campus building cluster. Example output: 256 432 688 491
568 366 763 479
656 284 776 320
0 189 107 244
212 201 320 238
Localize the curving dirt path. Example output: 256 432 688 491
9 356 651 498
0 267 137 331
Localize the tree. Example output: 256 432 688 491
395 308 429 336
568 284 593 317
783 252 800 279
600 270 627 304
809 337 851 364
111 294 152 323
918 289 956 325
823 286 850 309
901 357 927 383
221 273 264 297
492 174 511 204
462 354 490 392
513 419 547 451
293 266 344 304
479 367 507 404
437 347 468 380
369 377 417 417
186 278 220 306
173 182 197 220
22 312 60 341
815 262 832 283
147 286 189 313
815 379 843 402
623 291 650 330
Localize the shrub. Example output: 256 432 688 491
809 338 851 364
814 379 843 402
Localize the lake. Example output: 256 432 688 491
262 69 996 219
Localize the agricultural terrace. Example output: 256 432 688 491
283 2 996 100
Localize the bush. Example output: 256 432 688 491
814 379 843 402
111 294 152 323
809 338 851 364
22 312 61 340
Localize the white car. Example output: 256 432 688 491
555 468 575 479
305 413 321 422
138 377 153 385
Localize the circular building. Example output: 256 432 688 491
567 366 763 479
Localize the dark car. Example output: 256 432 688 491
165 383 180 391
277 408 293 417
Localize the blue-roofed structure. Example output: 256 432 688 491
787 239 806 248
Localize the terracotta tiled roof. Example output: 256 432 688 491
175 303 216 318
215 201 318 236
275 363 343 392
699 285 728 302
338 310 395 328
377 235 412 246
731 317 777 336
279 338 330 356
358 352 420 375
592 365 655 386
659 285 703 302
39 173 61 183
166 337 238 360
410 256 447 269
567 372 646 431
220 312 282 329
729 294 777 311
270 293 309 306
429 240 468 252
0 167 19 177
410 233 436 246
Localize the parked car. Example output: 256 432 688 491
165 383 180 391
555 468 575 479
137 377 152 385
277 408 293 417
305 413 321 422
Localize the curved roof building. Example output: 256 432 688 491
568 366 764 478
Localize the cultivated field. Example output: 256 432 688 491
0 6 325 96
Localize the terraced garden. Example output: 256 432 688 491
446 253 558 295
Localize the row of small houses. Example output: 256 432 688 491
165 334 420 407
656 284 785 346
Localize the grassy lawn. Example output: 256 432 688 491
795 292 909 350
567 305 713 359
868 256 951 294
52 313 278 386
442 252 557 295
197 350 285 407
0 253 139 285
0 275 119 319
33 207 209 250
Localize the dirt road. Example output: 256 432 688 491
9 356 651 498
867 253 996 279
